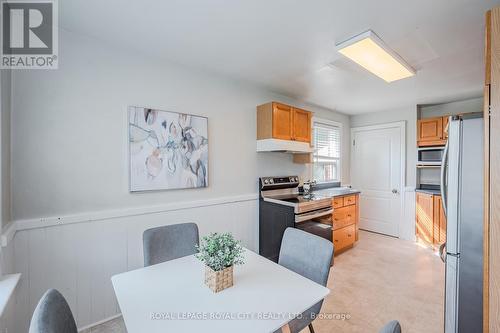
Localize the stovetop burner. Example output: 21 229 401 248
269 194 327 203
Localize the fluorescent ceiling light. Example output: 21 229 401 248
336 30 415 83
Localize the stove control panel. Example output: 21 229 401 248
260 176 299 190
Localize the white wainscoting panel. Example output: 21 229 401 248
12 198 259 332
0 237 14 276
0 288 16 333
0 240 17 333
401 187 416 241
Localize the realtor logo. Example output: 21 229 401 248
1 0 58 69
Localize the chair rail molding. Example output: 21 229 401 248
1 193 259 247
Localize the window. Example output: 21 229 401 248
312 119 341 183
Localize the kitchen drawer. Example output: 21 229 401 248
332 205 355 230
332 216 353 230
344 195 356 206
333 224 355 251
332 197 344 208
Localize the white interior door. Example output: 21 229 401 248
351 122 405 237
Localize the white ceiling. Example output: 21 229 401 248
60 0 500 114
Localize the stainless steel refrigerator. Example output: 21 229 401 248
440 113 484 333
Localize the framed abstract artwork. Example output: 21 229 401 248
128 106 209 192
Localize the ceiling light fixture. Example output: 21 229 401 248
336 30 416 83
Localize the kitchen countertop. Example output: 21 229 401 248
313 187 361 198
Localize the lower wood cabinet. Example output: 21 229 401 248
333 224 355 251
416 192 434 244
415 192 447 248
332 194 359 254
433 195 447 245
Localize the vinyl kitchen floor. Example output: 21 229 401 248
86 231 444 333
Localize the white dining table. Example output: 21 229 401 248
111 249 330 333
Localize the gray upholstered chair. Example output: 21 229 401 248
143 222 199 266
277 227 334 333
379 320 402 333
29 289 78 333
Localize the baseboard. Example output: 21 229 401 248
78 313 122 332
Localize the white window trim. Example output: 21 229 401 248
311 117 343 184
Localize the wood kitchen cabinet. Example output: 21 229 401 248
433 195 447 246
415 192 447 248
332 194 359 254
291 107 312 142
271 102 293 140
417 116 448 147
484 8 500 331
443 116 450 140
416 192 434 244
257 102 312 143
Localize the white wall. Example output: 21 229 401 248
0 68 16 333
1 68 13 276
11 29 350 222
0 69 11 228
419 97 483 118
350 106 418 241
8 29 350 331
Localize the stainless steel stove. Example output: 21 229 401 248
259 176 333 262
260 176 332 214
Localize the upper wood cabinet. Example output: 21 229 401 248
257 102 312 143
292 107 312 142
272 103 293 140
417 116 449 147
443 116 449 140
417 117 443 146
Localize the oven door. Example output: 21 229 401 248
295 207 334 245
295 207 333 223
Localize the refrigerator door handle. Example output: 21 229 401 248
445 117 461 256
439 242 446 263
440 140 449 217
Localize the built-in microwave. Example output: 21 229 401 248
417 146 445 165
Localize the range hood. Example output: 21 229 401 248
256 139 313 154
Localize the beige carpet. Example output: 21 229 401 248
313 231 444 333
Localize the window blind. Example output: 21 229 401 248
313 121 341 182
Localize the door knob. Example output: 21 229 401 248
392 189 399 194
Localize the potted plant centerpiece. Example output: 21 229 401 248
196 232 245 293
